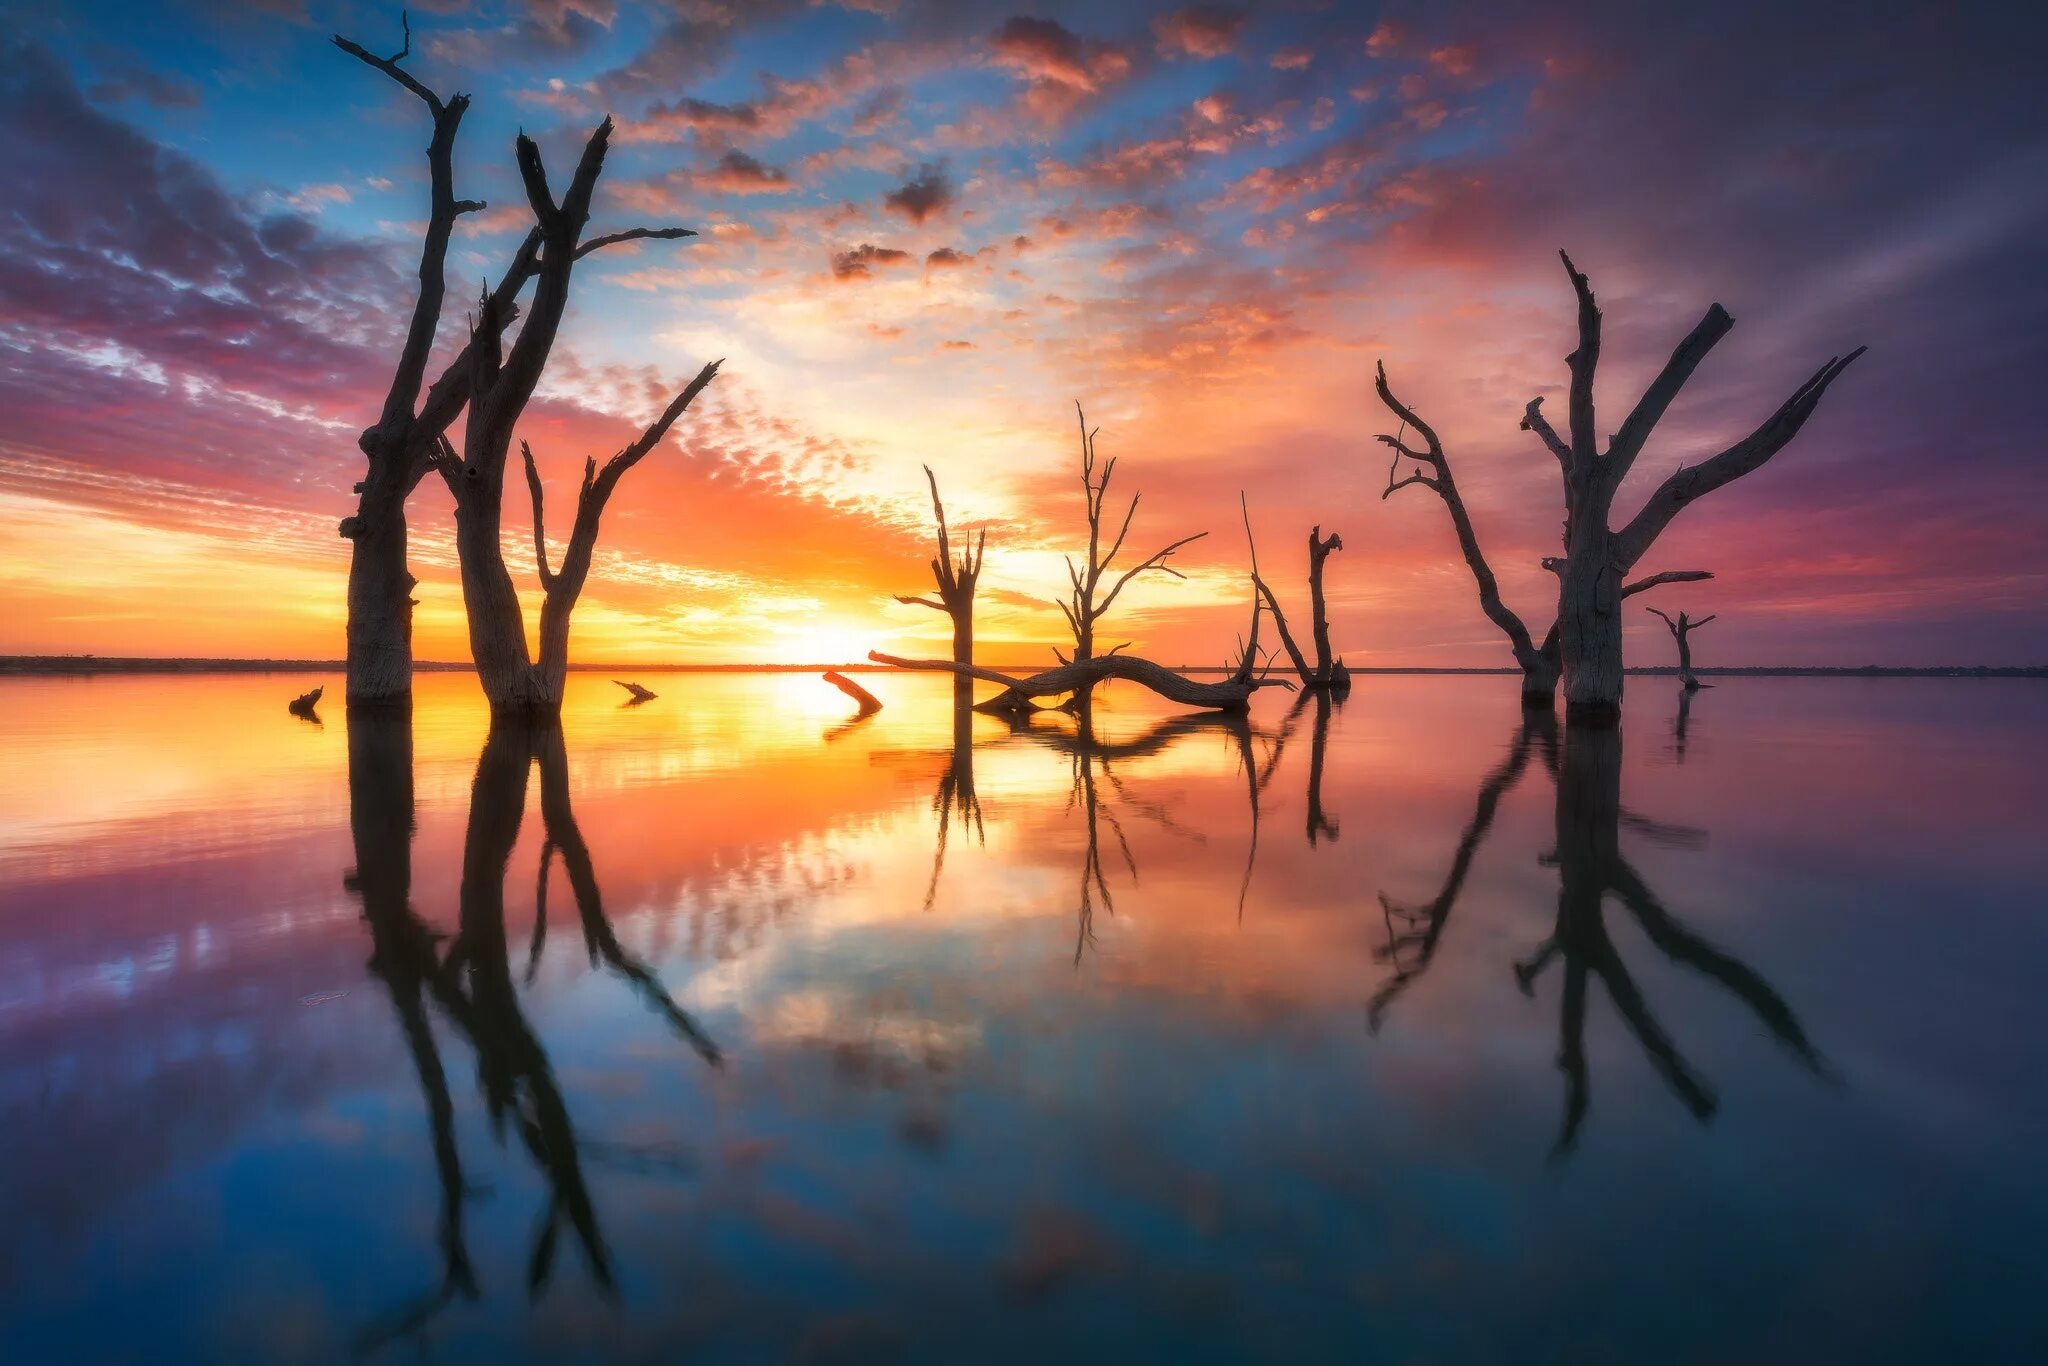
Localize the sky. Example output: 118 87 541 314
1 0 2044 668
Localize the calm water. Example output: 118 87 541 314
1 672 2043 1364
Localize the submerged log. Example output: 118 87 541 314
613 680 657 704
288 685 324 718
822 670 882 715
867 650 1284 713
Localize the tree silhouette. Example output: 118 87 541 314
333 17 694 705
1647 607 1716 690
1374 362 1712 706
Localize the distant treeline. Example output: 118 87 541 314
4 656 2043 679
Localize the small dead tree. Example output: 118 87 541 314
506 361 721 707
1520 252 1862 719
1057 404 1206 672
1253 525 1349 693
895 466 986 695
334 19 693 705
1647 607 1716 689
1375 362 1712 706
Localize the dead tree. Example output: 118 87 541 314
483 358 716 712
1647 607 1715 689
1254 526 1349 693
1375 361 1715 707
895 466 986 701
333 19 694 705
1520 252 1862 720
1057 404 1206 677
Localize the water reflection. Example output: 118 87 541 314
1375 713 1834 1157
5 673 2043 1363
344 712 720 1351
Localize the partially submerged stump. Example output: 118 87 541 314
614 680 657 704
288 685 324 719
822 670 882 716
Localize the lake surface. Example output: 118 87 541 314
1 672 2042 1364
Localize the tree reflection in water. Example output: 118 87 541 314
1374 713 1833 1158
344 713 719 1355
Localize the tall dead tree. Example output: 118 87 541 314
1647 607 1715 689
895 466 985 699
1520 252 1861 719
1058 404 1206 673
1375 361 1715 707
415 115 719 712
1253 525 1349 692
333 19 479 705
334 19 693 705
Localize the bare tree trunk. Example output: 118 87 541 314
1648 607 1714 690
333 24 478 705
346 508 417 705
1379 254 1859 721
1540 253 1859 720
895 466 985 708
1057 405 1205 688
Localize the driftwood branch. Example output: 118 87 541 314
867 651 1283 713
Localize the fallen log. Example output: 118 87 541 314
866 651 1286 713
614 680 657 704
288 685 323 718
822 670 881 715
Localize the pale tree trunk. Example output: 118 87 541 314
1532 253 1860 721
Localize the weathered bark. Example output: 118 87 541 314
334 24 697 706
895 465 986 704
1377 354 1730 710
333 22 481 704
868 650 1283 712
1647 607 1715 689
1531 253 1862 720
1057 405 1206 681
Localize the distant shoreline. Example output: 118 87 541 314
4 656 2043 679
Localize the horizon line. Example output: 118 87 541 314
3 655 2044 678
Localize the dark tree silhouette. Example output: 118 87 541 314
1370 713 1554 1030
1381 252 1862 720
1374 362 1713 707
333 18 694 705
1254 526 1351 693
1056 404 1206 676
1647 607 1716 689
895 466 986 703
498 360 720 709
342 710 721 1343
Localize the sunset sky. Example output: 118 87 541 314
3 0 2044 667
